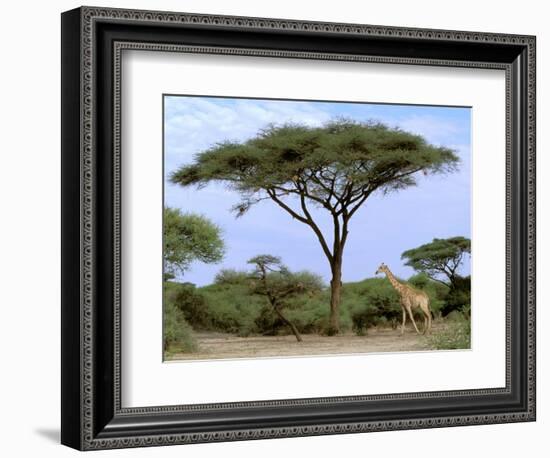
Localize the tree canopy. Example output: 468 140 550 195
401 236 471 287
170 119 460 334
171 120 459 218
163 207 225 277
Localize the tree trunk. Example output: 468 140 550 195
327 259 343 336
286 320 303 342
273 306 303 342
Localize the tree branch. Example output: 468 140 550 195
317 168 337 205
442 263 455 279
332 213 341 261
388 167 424 182
266 189 309 224
347 191 371 219
267 188 333 263
296 183 334 263
429 276 451 286
340 215 350 249
271 183 327 208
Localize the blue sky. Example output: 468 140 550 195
164 96 471 286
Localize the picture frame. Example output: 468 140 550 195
61 5 536 451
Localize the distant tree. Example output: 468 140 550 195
401 236 471 289
171 119 459 334
213 268 249 286
247 255 323 342
164 207 225 277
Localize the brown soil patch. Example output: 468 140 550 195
166 323 446 361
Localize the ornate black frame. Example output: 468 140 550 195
61 6 536 451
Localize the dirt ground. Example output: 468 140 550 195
166 323 446 361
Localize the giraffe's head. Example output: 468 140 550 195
375 263 388 276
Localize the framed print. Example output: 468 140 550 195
61 6 536 451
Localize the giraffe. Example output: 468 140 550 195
375 263 432 335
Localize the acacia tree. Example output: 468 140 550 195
248 255 323 342
164 207 225 278
171 120 459 334
401 236 471 289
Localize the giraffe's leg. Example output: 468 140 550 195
421 300 432 334
400 307 406 335
423 308 432 334
407 307 421 334
427 308 432 333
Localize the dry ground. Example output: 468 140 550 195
166 322 447 361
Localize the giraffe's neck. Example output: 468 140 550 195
385 269 404 293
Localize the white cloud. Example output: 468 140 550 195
164 97 333 170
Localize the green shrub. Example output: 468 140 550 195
285 290 332 334
344 275 447 335
163 299 198 353
164 270 461 339
199 282 264 336
441 276 471 317
202 267 329 337
254 305 286 335
165 281 209 329
461 303 471 320
344 278 400 335
214 269 250 286
429 314 471 350
166 280 262 336
350 304 380 335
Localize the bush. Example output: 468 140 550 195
344 278 401 335
429 313 471 350
199 282 264 336
165 282 209 329
204 267 327 337
441 276 471 317
214 269 250 286
285 290 333 334
250 273 329 336
163 299 198 353
165 270 460 339
350 304 381 335
345 275 447 335
254 305 286 335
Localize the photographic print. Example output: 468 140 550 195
61 8 535 448
163 95 472 361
